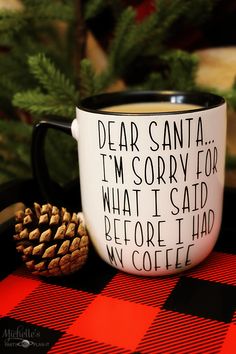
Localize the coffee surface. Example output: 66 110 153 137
102 102 201 113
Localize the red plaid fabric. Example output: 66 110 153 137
0 250 235 354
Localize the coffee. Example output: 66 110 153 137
102 102 201 113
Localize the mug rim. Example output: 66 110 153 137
79 90 225 116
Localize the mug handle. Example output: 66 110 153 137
31 119 80 209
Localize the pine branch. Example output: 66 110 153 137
106 1 194 80
83 0 125 21
13 90 75 119
0 4 77 80
0 10 26 34
0 8 77 104
114 12 159 70
109 6 135 70
84 0 106 20
27 53 79 103
138 72 165 91
22 0 75 21
95 6 136 90
154 0 189 36
80 60 94 94
160 50 199 90
0 3 74 39
79 58 98 98
223 89 236 110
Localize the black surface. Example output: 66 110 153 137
0 317 62 354
164 276 236 323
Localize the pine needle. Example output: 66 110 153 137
28 53 79 103
22 0 75 21
13 90 75 119
79 58 98 98
161 50 199 90
109 7 136 72
84 0 106 20
0 10 26 33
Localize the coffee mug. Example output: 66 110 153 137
32 91 227 276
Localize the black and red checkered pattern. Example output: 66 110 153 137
0 247 235 354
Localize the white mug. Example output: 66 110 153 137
32 91 227 276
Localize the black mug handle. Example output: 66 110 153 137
31 119 80 210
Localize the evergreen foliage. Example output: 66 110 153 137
224 85 236 111
0 0 235 184
79 58 98 98
84 0 106 20
0 120 32 182
13 53 79 118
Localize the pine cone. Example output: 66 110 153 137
13 203 89 277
